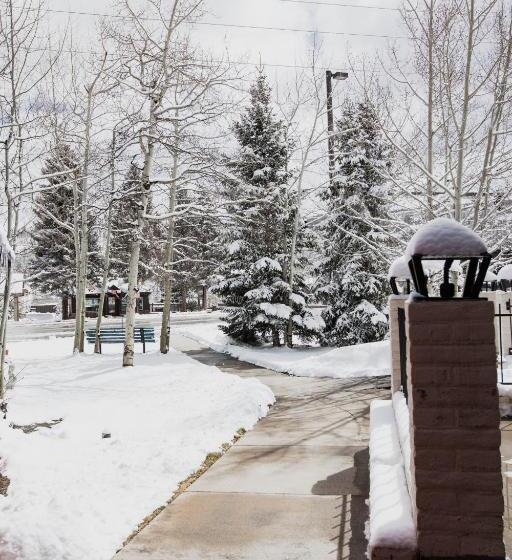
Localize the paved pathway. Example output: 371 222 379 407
115 335 387 560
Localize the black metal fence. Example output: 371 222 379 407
497 301 512 385
397 307 409 401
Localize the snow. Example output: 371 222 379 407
388 256 412 280
368 400 416 551
227 240 242 255
392 392 412 495
289 293 306 306
175 322 390 379
354 300 387 325
254 257 282 272
405 218 487 258
258 302 292 319
498 265 512 282
485 270 498 282
16 312 60 324
0 337 274 560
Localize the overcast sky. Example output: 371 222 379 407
47 0 405 96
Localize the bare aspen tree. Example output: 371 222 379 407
111 0 191 366
278 55 329 347
0 0 59 395
370 0 512 244
94 130 120 353
68 50 118 353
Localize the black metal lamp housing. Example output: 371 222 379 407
388 256 412 296
405 218 492 299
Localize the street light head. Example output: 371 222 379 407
332 71 348 81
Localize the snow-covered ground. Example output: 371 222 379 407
175 322 390 378
0 337 274 560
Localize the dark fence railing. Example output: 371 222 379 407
496 302 512 385
397 307 408 401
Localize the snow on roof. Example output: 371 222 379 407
0 228 14 266
388 257 412 280
498 265 512 282
485 270 498 282
405 218 487 258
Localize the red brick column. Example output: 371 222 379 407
406 299 505 559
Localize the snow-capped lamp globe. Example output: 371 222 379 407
483 270 498 292
388 256 412 295
405 218 491 299
497 264 512 291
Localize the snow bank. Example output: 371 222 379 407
175 322 390 379
16 312 60 324
405 218 487 258
368 400 416 551
0 338 274 560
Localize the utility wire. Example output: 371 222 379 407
41 8 409 41
279 0 399 11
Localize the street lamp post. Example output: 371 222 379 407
326 70 348 185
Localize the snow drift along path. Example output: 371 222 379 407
175 322 390 379
0 338 274 560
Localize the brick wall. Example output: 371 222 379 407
406 299 505 559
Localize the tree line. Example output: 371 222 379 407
0 0 511 396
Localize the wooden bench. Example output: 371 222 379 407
85 326 156 354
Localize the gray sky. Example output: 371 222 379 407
47 0 405 92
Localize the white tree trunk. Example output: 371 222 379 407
159 128 179 354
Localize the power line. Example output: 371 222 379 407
279 0 399 11
42 8 409 41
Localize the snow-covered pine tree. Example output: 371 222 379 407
29 143 101 295
317 101 392 346
110 163 162 282
214 70 322 346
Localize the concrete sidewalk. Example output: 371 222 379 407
115 335 387 560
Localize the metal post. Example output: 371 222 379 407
326 70 335 185
499 304 504 384
325 70 348 186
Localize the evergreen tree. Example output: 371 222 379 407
110 163 162 282
214 71 322 346
317 101 392 346
29 143 101 295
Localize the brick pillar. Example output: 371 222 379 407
388 295 408 394
406 299 504 560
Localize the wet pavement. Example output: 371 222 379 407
115 334 387 560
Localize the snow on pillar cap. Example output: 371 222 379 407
0 228 14 267
388 256 412 280
497 265 512 282
405 217 487 258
